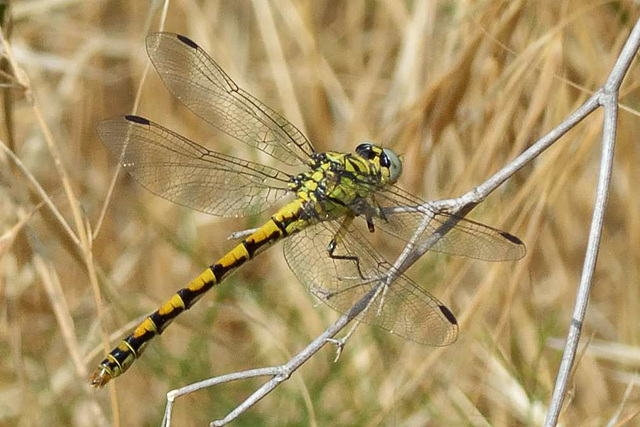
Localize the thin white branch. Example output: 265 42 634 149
161 17 640 427
393 89 600 276
543 15 640 425
544 91 618 427
163 287 381 426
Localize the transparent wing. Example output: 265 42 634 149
362 185 526 261
145 32 315 166
98 115 292 217
283 219 458 346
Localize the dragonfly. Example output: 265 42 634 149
90 32 526 388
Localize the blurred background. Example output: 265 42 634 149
1 0 640 425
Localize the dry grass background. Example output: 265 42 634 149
1 0 640 426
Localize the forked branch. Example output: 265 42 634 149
161 17 640 427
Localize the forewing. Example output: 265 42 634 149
371 185 526 261
98 115 291 217
283 219 458 346
145 32 315 166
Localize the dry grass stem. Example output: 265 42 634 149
2 1 640 426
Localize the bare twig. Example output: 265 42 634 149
544 16 640 427
159 16 640 427
163 285 381 426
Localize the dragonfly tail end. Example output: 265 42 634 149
89 365 114 389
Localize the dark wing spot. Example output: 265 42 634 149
125 115 150 125
177 34 199 49
439 305 457 325
499 231 524 245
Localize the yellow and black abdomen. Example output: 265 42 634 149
90 152 383 387
89 199 308 387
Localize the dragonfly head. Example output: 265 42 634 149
355 142 403 184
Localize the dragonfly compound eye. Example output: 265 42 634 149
91 31 526 389
382 148 403 183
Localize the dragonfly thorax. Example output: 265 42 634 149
287 144 402 221
90 32 526 389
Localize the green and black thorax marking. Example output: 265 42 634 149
91 32 524 390
288 142 402 223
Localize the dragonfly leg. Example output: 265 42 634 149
326 215 367 280
327 239 366 280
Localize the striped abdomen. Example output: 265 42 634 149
89 200 306 387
